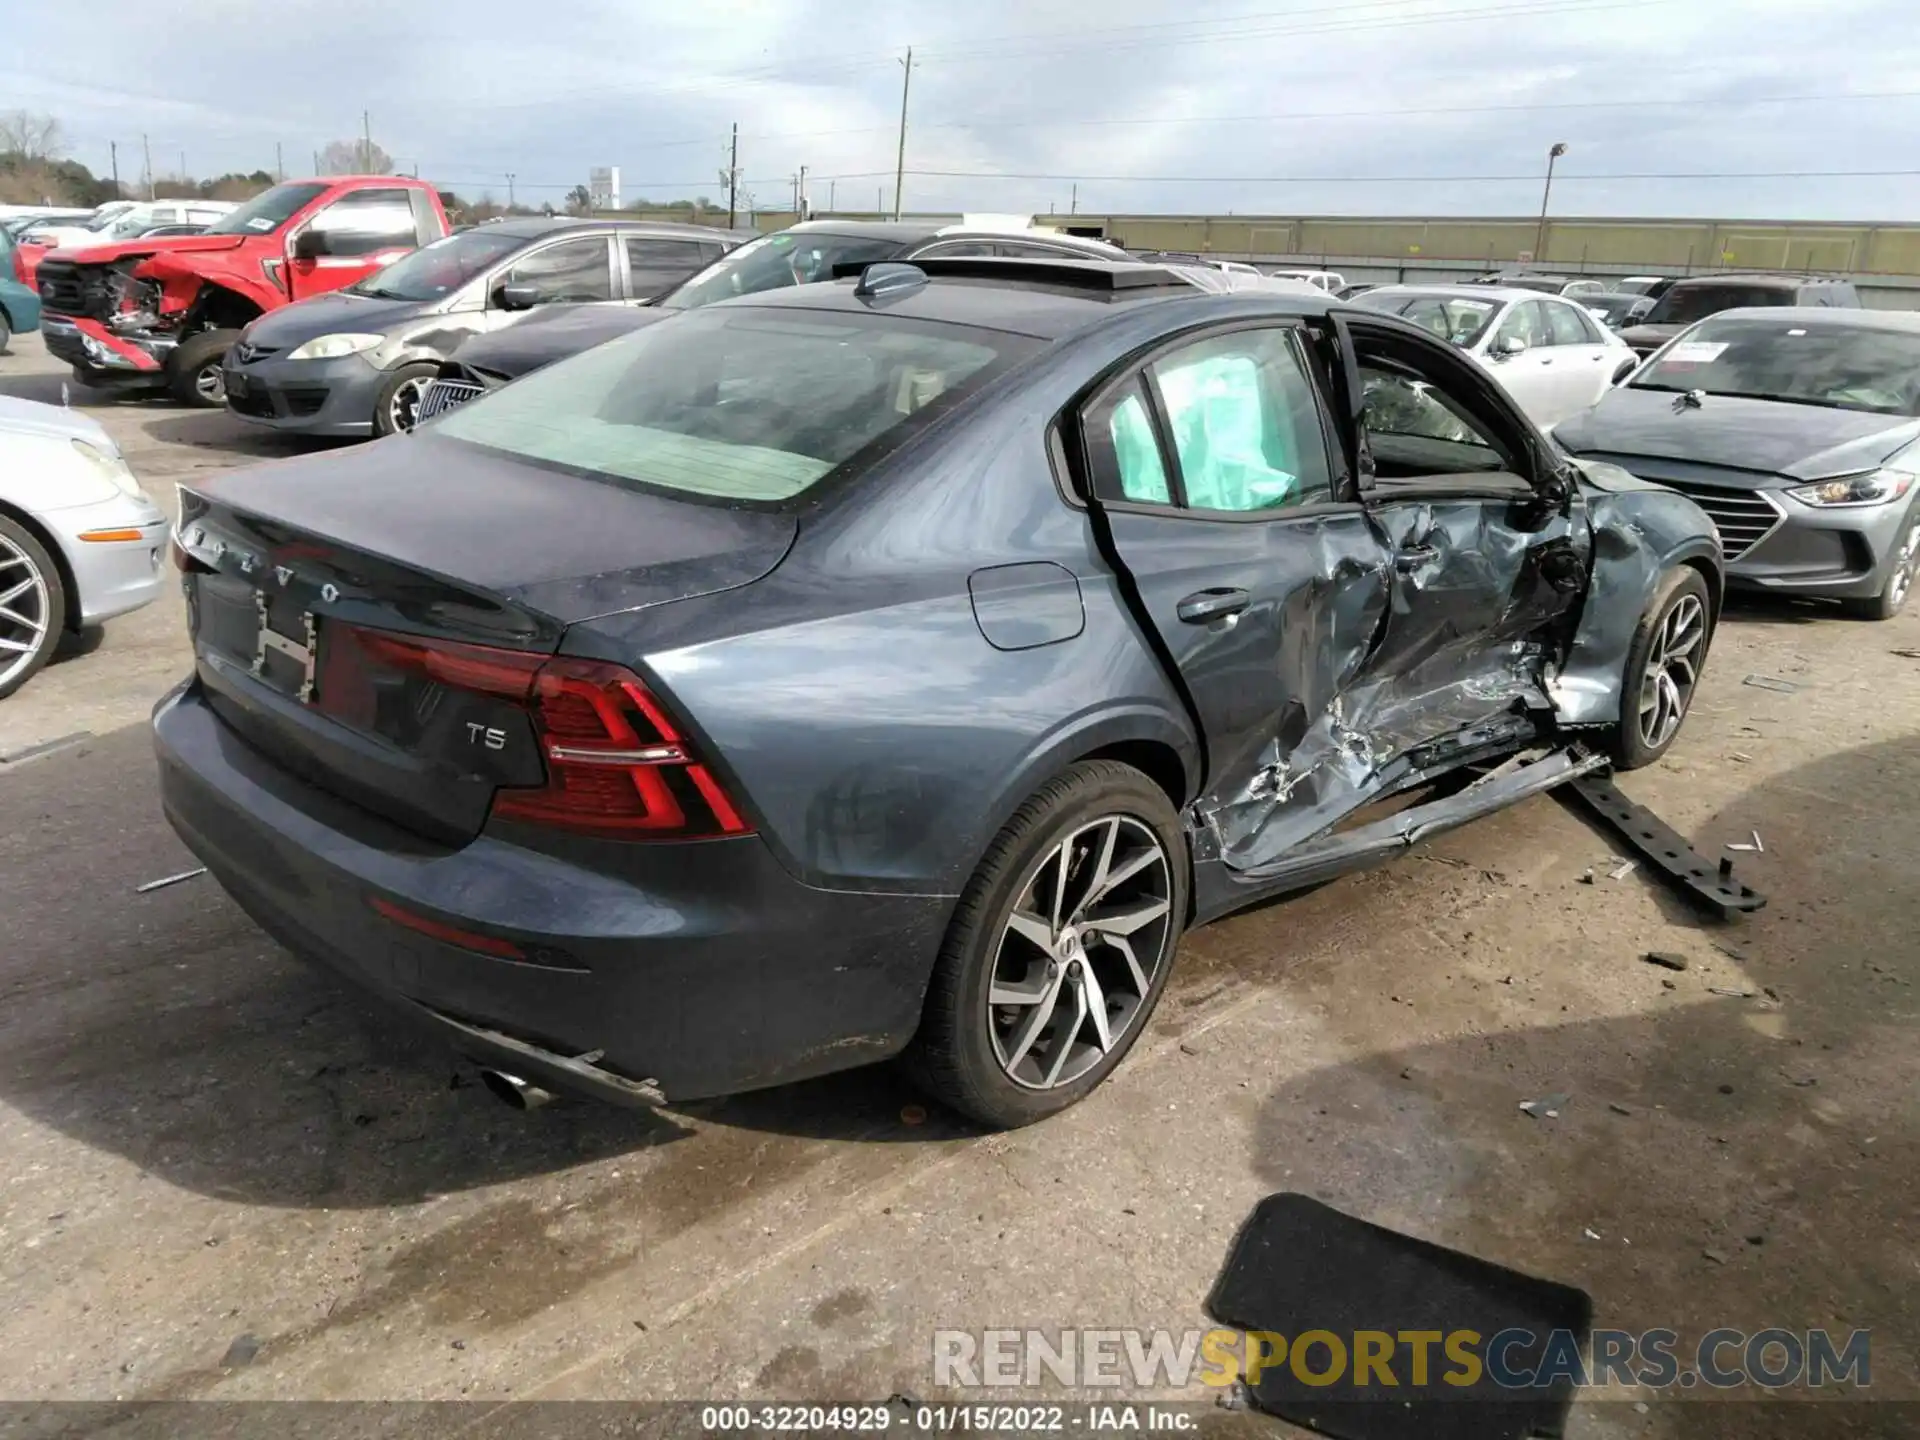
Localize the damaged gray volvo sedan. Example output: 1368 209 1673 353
153 257 1722 1128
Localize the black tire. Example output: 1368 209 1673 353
167 329 240 407
0 308 13 355
0 515 66 700
1605 567 1713 770
372 361 441 437
1839 508 1920 620
905 760 1188 1129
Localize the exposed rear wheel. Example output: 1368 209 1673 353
0 310 13 355
906 760 1187 1128
373 362 441 436
1605 567 1712 770
0 516 64 700
168 329 240 408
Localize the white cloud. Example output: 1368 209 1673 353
6 0 1920 219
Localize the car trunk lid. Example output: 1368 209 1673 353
178 433 794 843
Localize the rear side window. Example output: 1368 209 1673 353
1544 301 1596 345
433 308 1033 504
1152 331 1333 513
1086 327 1335 514
624 236 710 299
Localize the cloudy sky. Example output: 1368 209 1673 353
8 0 1919 220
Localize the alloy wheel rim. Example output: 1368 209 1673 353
988 815 1173 1091
1638 592 1705 749
1887 521 1920 610
0 535 51 690
390 376 432 432
195 362 226 404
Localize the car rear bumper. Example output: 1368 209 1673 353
1727 493 1917 600
223 353 382 437
153 679 951 1104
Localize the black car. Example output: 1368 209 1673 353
1618 273 1860 358
223 218 743 437
1582 291 1655 330
415 219 1133 421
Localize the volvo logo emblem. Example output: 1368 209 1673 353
274 566 293 587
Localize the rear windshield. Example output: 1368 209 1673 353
203 183 328 236
432 305 1032 503
1632 316 1920 415
661 230 906 310
1642 283 1790 327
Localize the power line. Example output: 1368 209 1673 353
896 166 1920 184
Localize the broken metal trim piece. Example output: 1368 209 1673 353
1558 774 1766 918
414 1004 668 1106
1236 745 1607 889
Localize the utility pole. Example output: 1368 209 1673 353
506 172 516 208
1534 141 1567 262
275 142 283 181
313 149 321 176
362 110 373 172
179 150 187 186
109 141 119 196
726 121 739 228
828 179 836 213
141 133 154 200
1071 182 1078 215
798 164 809 220
892 46 913 221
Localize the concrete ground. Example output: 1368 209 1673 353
0 332 1913 1438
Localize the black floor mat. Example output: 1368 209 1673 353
1208 1193 1593 1440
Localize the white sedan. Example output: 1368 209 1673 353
1350 284 1639 428
0 397 168 698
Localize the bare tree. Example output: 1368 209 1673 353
566 183 592 215
318 138 393 176
0 110 64 161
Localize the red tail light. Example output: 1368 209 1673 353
327 624 751 841
493 657 751 839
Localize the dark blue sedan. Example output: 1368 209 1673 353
154 257 1722 1127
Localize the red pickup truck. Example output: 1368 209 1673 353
36 176 449 406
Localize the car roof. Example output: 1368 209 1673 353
1691 306 1920 332
481 216 739 241
1363 284 1543 304
717 258 1336 340
1668 272 1839 289
783 219 944 243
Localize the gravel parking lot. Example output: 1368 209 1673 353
1 329 1914 1437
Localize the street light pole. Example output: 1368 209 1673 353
892 47 913 220
1534 141 1567 263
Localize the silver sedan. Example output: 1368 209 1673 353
0 397 168 698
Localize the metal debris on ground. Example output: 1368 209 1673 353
1702 1248 1730 1265
1890 648 1920 660
1725 830 1766 853
1708 987 1757 999
1519 1092 1570 1119
1728 752 1753 763
1559 775 1766 918
1583 1227 1602 1241
1643 951 1690 972
134 867 209 895
1608 1103 1634 1116
1742 674 1801 694
1608 859 1637 881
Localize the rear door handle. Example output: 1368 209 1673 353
1176 587 1251 624
1394 545 1439 571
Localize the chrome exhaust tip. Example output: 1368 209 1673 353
479 1070 555 1111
